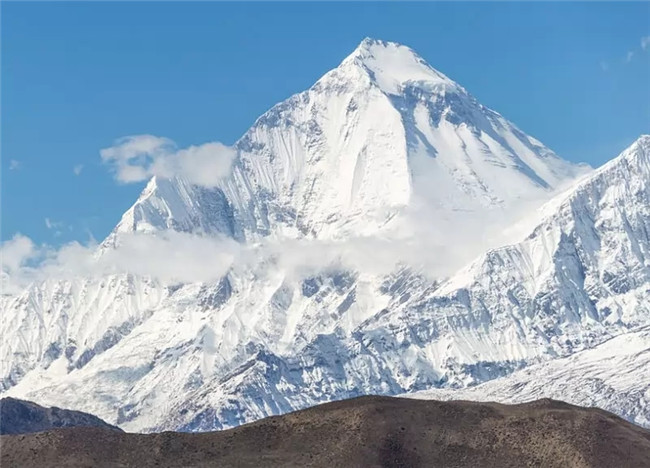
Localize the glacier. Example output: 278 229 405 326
2 38 648 432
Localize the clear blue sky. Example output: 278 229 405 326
2 2 649 245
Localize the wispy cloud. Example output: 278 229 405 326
603 35 650 70
9 160 20 170
44 218 68 237
45 218 59 230
100 135 237 187
73 164 84 176
642 36 650 51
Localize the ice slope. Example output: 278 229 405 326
109 177 237 239
407 327 650 428
3 135 648 433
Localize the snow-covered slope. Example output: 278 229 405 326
407 327 650 428
3 39 648 433
111 38 586 242
144 135 650 431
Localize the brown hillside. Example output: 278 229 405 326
2 396 649 467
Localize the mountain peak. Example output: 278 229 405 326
341 38 457 95
631 134 650 155
354 37 396 52
594 134 650 177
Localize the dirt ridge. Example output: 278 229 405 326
2 396 649 467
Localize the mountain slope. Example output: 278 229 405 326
407 327 650 428
3 397 650 468
0 397 122 435
3 40 647 434
111 38 586 241
4 136 646 433
1 38 586 396
135 135 649 432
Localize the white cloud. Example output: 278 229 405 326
1 235 36 274
2 155 555 297
100 135 237 187
73 164 84 176
101 232 239 284
625 51 634 63
641 36 650 51
1 197 543 301
1 235 40 295
1 232 240 294
9 160 20 170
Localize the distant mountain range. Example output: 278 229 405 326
2 38 648 433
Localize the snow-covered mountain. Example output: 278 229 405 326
142 135 650 432
109 38 586 242
407 326 650 428
2 39 648 433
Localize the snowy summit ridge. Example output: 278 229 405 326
341 37 460 95
113 38 587 242
3 40 648 434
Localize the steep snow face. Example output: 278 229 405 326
407 327 650 429
4 136 648 433
151 136 650 431
110 177 237 240
4 39 645 434
437 134 650 327
112 38 587 241
0 275 166 392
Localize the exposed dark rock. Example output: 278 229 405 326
0 397 122 435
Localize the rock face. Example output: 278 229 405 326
0 397 122 435
1 38 649 433
2 396 649 468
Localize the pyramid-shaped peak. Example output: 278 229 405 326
342 38 458 95
356 37 399 51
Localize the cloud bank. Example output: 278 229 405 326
2 132 562 296
1 194 540 298
1 232 240 295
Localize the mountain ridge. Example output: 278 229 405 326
111 38 588 242
2 40 647 435
0 397 122 435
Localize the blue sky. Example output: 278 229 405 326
2 2 649 246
